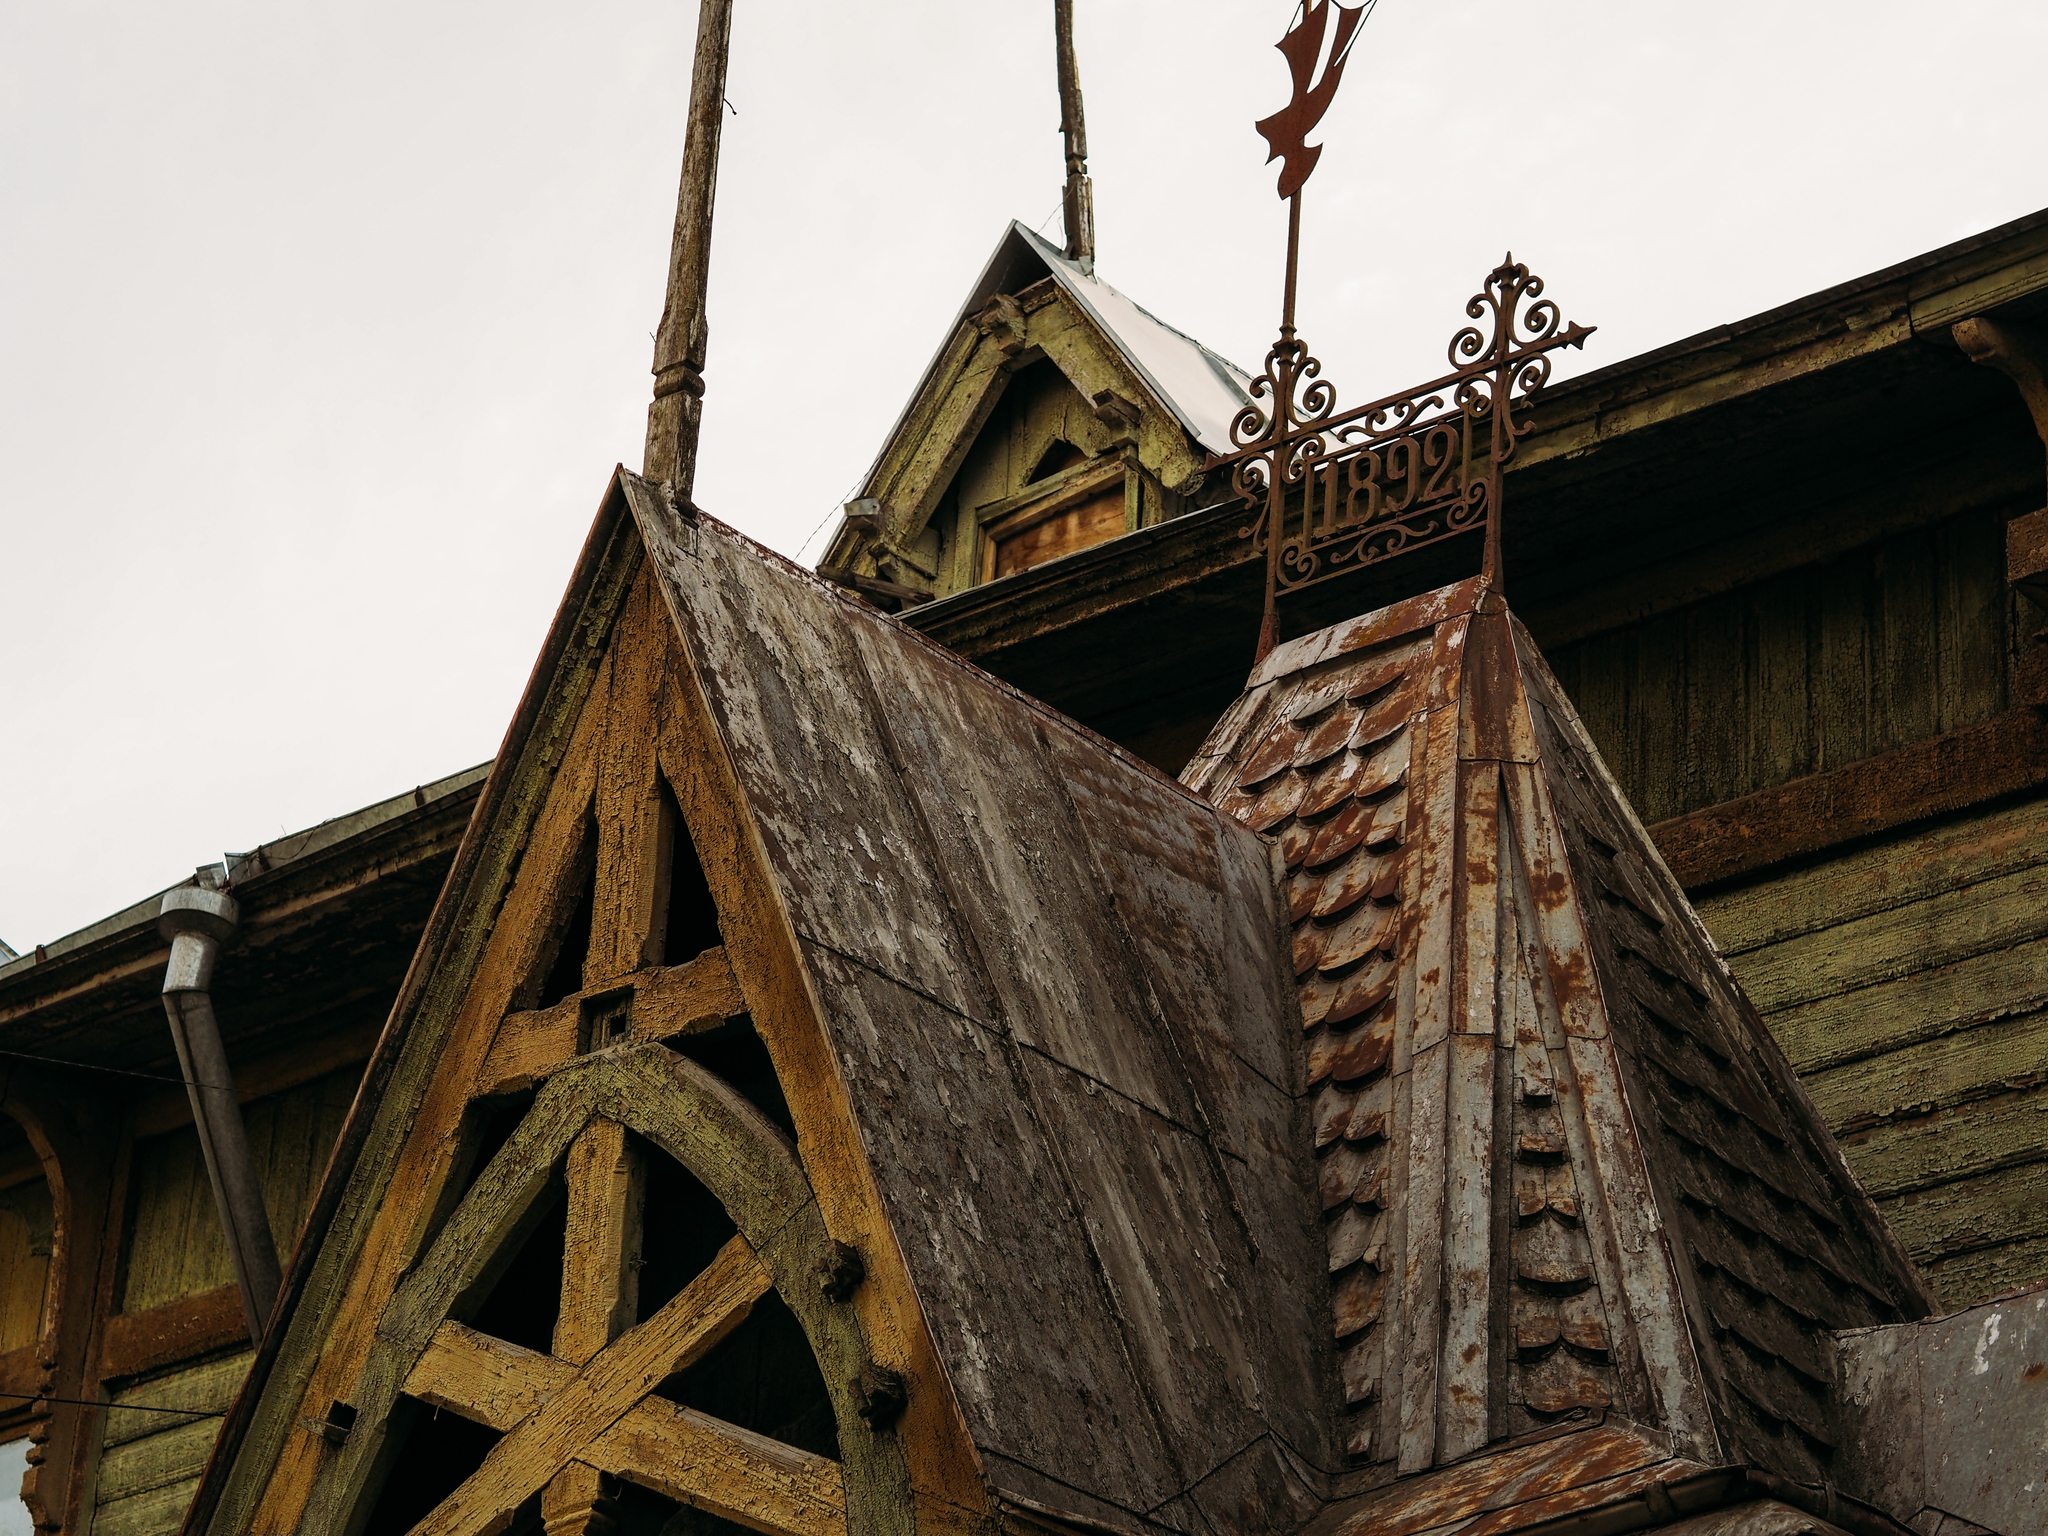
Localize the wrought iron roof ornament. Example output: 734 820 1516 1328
1219 1 1596 661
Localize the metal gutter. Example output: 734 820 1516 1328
0 762 491 988
157 878 281 1342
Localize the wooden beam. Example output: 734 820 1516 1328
555 1120 645 1366
404 1325 845 1534
401 1321 561 1429
633 948 746 1040
1651 705 2048 890
592 1396 846 1536
405 1236 771 1536
477 949 748 1097
97 1284 247 1384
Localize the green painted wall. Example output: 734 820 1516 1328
1550 508 2012 824
1696 790 2048 1308
119 1069 358 1313
90 1350 252 1536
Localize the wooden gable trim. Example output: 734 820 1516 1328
635 481 990 1534
197 482 989 1536
190 475 645 1536
836 285 1206 601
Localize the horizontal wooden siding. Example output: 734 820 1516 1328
1694 790 2048 1308
1551 509 2011 825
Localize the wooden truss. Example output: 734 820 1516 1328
215 548 978 1536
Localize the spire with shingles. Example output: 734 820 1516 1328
1184 577 1935 1483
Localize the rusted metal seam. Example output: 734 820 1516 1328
834 624 1198 1502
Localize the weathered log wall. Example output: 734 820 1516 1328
120 1068 359 1313
1695 790 2048 1307
88 1350 253 1536
1547 507 2012 827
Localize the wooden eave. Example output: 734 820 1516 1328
900 205 2048 747
182 472 646 1536
0 763 488 1077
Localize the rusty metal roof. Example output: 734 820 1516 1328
192 461 2010 1536
628 472 1336 1531
1184 577 1938 1522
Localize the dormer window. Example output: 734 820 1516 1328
980 438 1131 581
819 223 1253 606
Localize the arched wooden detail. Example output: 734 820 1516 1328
0 1070 120 1534
298 1043 910 1536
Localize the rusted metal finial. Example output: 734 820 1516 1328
1054 0 1095 270
1210 4 1592 663
645 0 735 501
1256 1 1368 337
1214 255 1593 663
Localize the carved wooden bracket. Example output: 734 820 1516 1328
1955 316 2048 455
973 293 1029 361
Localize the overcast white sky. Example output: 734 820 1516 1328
3 0 2045 951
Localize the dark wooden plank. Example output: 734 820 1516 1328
1012 1047 1271 1489
1679 598 1739 818
1695 789 2048 955
1878 524 1944 752
797 941 1182 1518
1650 705 2048 890
100 1286 248 1385
1940 509 2010 731
1816 544 1872 773
1746 566 1814 797
843 615 1198 1128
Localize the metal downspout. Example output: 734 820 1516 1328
159 881 280 1342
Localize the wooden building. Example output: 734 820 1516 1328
0 767 485 1533
5 80 2047 1536
180 475 2039 1536
826 209 2048 1314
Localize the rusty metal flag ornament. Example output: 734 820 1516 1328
1221 3 1595 662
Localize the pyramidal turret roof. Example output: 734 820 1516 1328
1183 576 1936 1497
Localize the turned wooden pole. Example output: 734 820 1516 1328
644 0 735 497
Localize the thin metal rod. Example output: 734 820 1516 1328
0 1390 223 1419
1054 0 1095 269
1281 192 1302 337
163 988 280 1342
644 0 735 497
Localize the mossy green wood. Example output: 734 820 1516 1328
196 490 647 1536
292 1042 907 1536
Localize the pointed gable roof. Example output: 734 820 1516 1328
881 221 1254 467
1183 578 1936 1504
188 468 1332 1536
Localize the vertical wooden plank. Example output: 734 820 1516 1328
1565 635 1637 812
1636 610 1689 823
1438 1028 1497 1462
1749 568 1815 795
590 571 668 988
1397 1036 1448 1475
554 1120 645 1366
1440 759 1500 1460
1456 766 1503 1037
1410 707 1464 1055
1681 597 1741 816
1941 510 2010 731
1817 548 1871 773
1878 526 1942 753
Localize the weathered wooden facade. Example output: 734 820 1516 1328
0 766 485 1534
7 93 2047 1536
183 480 2038 1536
826 209 2048 1314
